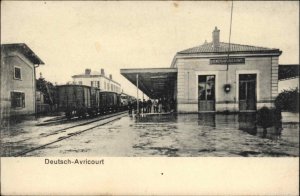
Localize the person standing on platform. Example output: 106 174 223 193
139 99 142 113
132 100 137 114
158 98 162 113
170 98 175 112
147 99 152 113
128 100 132 115
153 99 158 113
142 99 146 113
161 97 166 112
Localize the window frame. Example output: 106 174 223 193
11 91 25 108
14 66 22 80
198 75 215 101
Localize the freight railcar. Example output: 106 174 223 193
57 85 99 118
56 84 125 118
99 91 121 113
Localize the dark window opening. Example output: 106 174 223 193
14 67 21 80
11 92 25 108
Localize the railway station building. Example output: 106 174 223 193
72 68 121 93
1 43 45 121
121 27 282 113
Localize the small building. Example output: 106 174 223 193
121 27 282 113
72 68 121 93
1 43 45 121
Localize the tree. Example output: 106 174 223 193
275 87 299 112
36 77 57 106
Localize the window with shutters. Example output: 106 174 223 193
11 92 25 108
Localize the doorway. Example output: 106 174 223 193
198 75 215 112
239 74 257 111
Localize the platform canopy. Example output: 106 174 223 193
120 68 177 99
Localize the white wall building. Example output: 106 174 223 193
72 68 121 93
1 43 44 122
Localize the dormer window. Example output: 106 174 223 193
14 66 21 80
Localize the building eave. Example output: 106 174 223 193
171 51 282 67
1 43 45 65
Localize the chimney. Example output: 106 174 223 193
101 68 105 76
85 68 91 75
212 26 220 49
109 74 112 80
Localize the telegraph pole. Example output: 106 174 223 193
136 74 139 115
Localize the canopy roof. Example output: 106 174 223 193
120 68 177 99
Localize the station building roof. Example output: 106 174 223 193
177 42 281 55
121 27 282 98
120 68 177 99
1 43 45 65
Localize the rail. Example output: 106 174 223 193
13 111 127 157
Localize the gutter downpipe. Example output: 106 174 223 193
34 64 40 119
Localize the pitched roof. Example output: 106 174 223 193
1 43 45 65
178 42 281 55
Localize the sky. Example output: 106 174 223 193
1 1 299 97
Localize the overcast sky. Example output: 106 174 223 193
1 1 299 97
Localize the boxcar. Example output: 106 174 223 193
90 87 100 116
57 84 125 118
99 91 121 113
57 85 93 118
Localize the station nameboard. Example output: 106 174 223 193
210 58 245 65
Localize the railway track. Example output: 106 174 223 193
14 111 128 157
37 110 128 126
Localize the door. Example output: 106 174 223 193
198 75 215 112
239 74 256 111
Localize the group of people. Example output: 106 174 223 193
128 97 176 115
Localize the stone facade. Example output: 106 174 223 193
174 56 280 113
